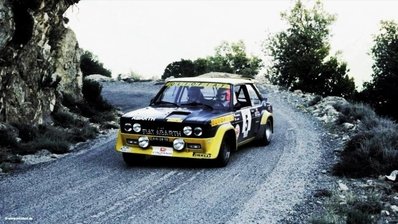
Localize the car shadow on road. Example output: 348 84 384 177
122 156 219 170
118 143 262 170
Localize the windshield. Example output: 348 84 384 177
152 81 232 110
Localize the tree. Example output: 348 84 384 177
210 41 262 78
359 20 398 120
161 41 262 79
161 59 196 79
264 0 355 97
80 50 112 78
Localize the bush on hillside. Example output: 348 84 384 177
82 79 113 112
333 113 398 177
80 50 112 78
334 102 376 125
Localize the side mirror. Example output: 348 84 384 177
265 102 273 113
233 102 242 111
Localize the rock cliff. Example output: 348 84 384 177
0 0 80 125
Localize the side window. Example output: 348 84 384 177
234 85 251 108
246 84 261 106
236 86 247 104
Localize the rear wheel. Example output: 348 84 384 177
122 153 144 166
215 138 231 167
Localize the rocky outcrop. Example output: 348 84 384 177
0 0 80 124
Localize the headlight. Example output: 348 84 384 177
133 123 141 132
183 126 192 136
173 138 185 151
194 127 203 136
138 136 149 148
124 123 132 132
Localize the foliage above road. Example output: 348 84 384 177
161 41 262 79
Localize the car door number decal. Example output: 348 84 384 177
241 109 252 138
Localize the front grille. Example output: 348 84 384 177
120 118 216 138
150 140 173 147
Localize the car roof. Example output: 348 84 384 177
167 77 254 86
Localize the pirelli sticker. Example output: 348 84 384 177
166 82 229 88
193 152 212 158
210 115 234 127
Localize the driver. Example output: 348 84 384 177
216 88 231 107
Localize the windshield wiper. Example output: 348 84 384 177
181 102 214 110
153 100 179 107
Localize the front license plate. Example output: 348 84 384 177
121 146 131 152
152 146 173 157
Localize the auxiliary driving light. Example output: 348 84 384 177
124 123 132 132
194 127 203 136
133 123 141 132
138 136 149 148
183 126 192 136
173 138 185 151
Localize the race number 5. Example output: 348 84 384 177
241 109 252 138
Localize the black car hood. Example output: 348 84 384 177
122 106 229 124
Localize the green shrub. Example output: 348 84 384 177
0 126 18 147
89 111 115 124
351 197 382 215
80 50 112 78
82 79 102 102
14 122 99 155
346 209 372 224
29 138 70 154
61 93 81 113
11 123 38 143
82 79 113 112
346 195 381 223
311 191 382 223
333 117 398 177
52 111 86 128
334 102 375 125
16 125 71 154
69 124 98 143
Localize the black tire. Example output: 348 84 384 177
260 120 272 146
122 153 144 166
214 138 231 167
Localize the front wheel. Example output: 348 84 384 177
260 120 273 146
214 138 231 167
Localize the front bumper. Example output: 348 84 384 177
115 130 224 159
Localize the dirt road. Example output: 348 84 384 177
1 81 330 223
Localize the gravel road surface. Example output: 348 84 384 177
1 81 331 223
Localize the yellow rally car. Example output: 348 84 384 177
115 77 273 167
